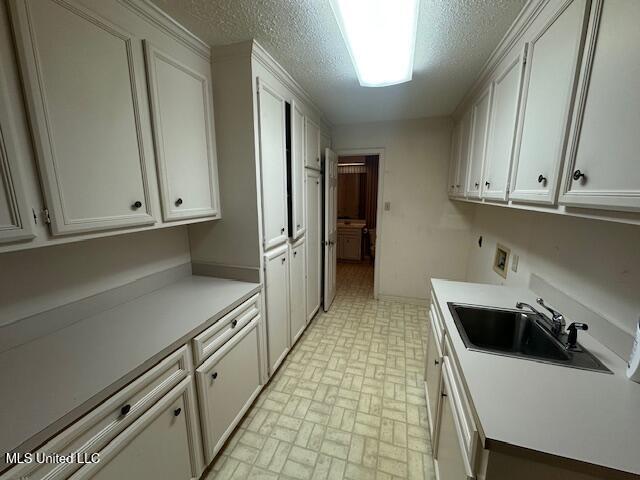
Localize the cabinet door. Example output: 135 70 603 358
434 373 473 480
455 110 473 197
258 79 288 250
560 0 640 211
482 48 527 201
466 85 493 199
69 377 204 480
0 81 34 244
144 42 220 221
510 0 590 204
305 117 321 170
305 169 322 322
289 239 306 344
9 0 154 235
291 102 306 238
196 319 262 463
447 123 461 197
424 317 442 442
264 245 290 375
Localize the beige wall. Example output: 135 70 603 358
333 117 475 301
465 205 640 335
0 227 191 325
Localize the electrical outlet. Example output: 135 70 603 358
511 254 519 272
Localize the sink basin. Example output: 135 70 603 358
448 303 612 374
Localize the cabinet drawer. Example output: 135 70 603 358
68 376 204 480
442 342 479 471
196 317 262 463
192 294 260 366
1 346 191 480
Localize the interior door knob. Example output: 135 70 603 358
572 169 586 182
131 201 142 209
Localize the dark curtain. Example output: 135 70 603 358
364 155 378 229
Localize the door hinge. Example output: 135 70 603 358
42 208 51 224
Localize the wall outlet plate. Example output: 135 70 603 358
493 243 510 279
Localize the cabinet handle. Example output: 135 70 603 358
572 169 586 182
211 372 218 379
474 182 479 188
537 174 547 184
294 251 297 257
434 359 439 365
485 181 490 187
120 404 131 416
175 198 183 207
174 408 182 417
231 319 238 328
281 227 285 234
131 201 142 209
281 257 286 264
316 157 320 163
455 184 460 188
441 392 448 398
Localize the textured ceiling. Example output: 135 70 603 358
151 0 526 125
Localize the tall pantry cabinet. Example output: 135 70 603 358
188 40 330 381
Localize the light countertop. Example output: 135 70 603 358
431 279 640 476
0 275 260 457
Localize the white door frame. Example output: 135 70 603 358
335 148 385 300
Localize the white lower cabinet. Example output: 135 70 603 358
264 244 291 374
69 377 204 480
424 312 443 442
435 364 474 480
289 237 306 344
305 168 322 321
196 318 262 463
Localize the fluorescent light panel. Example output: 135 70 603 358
330 0 419 87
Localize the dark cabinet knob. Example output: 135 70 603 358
211 372 218 379
441 392 448 398
434 359 439 365
281 227 285 234
485 181 490 187
231 319 238 328
132 201 142 209
297 224 301 229
174 407 182 417
572 169 586 182
537 174 547 184
474 182 479 188
294 251 297 256
281 257 286 264
175 198 183 207
120 404 131 416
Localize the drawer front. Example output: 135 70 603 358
1 346 191 480
192 294 260 366
68 376 204 480
196 317 262 463
442 344 478 470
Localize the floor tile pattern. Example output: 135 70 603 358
206 262 434 480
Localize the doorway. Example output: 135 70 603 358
334 151 383 297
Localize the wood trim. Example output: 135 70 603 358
118 0 210 60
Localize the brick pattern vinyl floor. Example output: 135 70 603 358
205 262 435 480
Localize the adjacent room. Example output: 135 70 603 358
0 1 639 480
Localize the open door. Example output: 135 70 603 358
323 148 337 311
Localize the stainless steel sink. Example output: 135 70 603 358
448 303 612 373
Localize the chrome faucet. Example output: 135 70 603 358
535 297 566 335
515 298 566 337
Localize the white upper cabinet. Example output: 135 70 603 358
0 79 34 244
510 0 590 205
560 0 640 211
482 47 527 201
305 117 321 170
454 110 473 198
144 41 220 222
257 78 288 250
291 101 306 238
9 0 155 235
447 123 461 197
466 85 493 199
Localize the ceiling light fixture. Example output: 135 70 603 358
329 0 420 88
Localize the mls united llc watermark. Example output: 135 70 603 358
5 452 100 465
